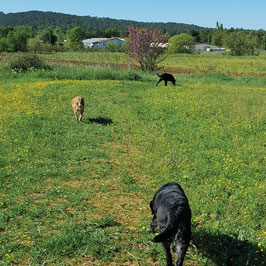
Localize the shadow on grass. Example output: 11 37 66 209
192 228 265 266
86 117 113 126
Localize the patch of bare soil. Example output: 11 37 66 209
226 72 266 77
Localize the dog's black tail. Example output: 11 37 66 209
157 73 162 78
153 213 179 242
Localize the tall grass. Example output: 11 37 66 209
162 53 266 75
32 51 266 75
2 62 266 89
2 51 266 76
38 51 128 66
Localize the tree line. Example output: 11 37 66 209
0 11 202 37
1 24 266 56
1 10 266 57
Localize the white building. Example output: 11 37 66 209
150 43 168 48
82 38 124 48
193 43 225 52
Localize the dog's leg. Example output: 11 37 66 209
162 241 174 266
156 78 162 86
164 80 167 86
74 111 79 122
79 111 83 122
174 242 189 266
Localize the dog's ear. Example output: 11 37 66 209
149 201 154 214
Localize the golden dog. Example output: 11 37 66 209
71 96 84 122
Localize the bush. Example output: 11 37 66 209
27 38 66 53
225 31 261 56
126 26 169 71
104 42 123 52
7 53 50 72
168 33 195 54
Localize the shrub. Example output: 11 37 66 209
168 33 195 54
104 42 123 52
7 53 50 72
225 31 261 56
126 26 169 71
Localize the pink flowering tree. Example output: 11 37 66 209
126 26 169 71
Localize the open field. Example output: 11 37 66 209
2 51 266 75
0 58 266 265
32 51 266 76
163 53 266 76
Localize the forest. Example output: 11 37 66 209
0 11 266 55
0 10 203 36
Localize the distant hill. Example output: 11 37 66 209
0 10 204 35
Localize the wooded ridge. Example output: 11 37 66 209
0 10 204 35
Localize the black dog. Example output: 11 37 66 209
150 182 191 266
156 73 176 86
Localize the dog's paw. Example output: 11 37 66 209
153 236 160 242
165 263 174 266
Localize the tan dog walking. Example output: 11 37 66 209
71 96 84 122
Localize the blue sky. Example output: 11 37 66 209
1 0 266 30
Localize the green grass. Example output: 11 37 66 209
38 51 128 66
2 62 266 88
0 61 265 265
32 51 266 76
162 52 266 75
2 51 266 76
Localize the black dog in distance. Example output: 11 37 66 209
156 73 176 86
150 182 191 266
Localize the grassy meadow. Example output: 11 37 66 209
0 53 266 266
37 51 266 75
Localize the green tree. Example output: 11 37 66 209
211 29 223 47
104 41 123 52
0 38 8 52
261 32 266 50
6 28 30 52
211 22 224 47
188 29 200 42
40 29 57 45
104 27 119 38
225 31 260 56
27 37 42 53
126 26 169 71
54 26 66 43
168 33 195 54
199 29 212 44
0 26 13 37
66 26 86 50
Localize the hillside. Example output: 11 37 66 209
0 10 204 35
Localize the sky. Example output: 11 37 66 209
1 0 266 30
